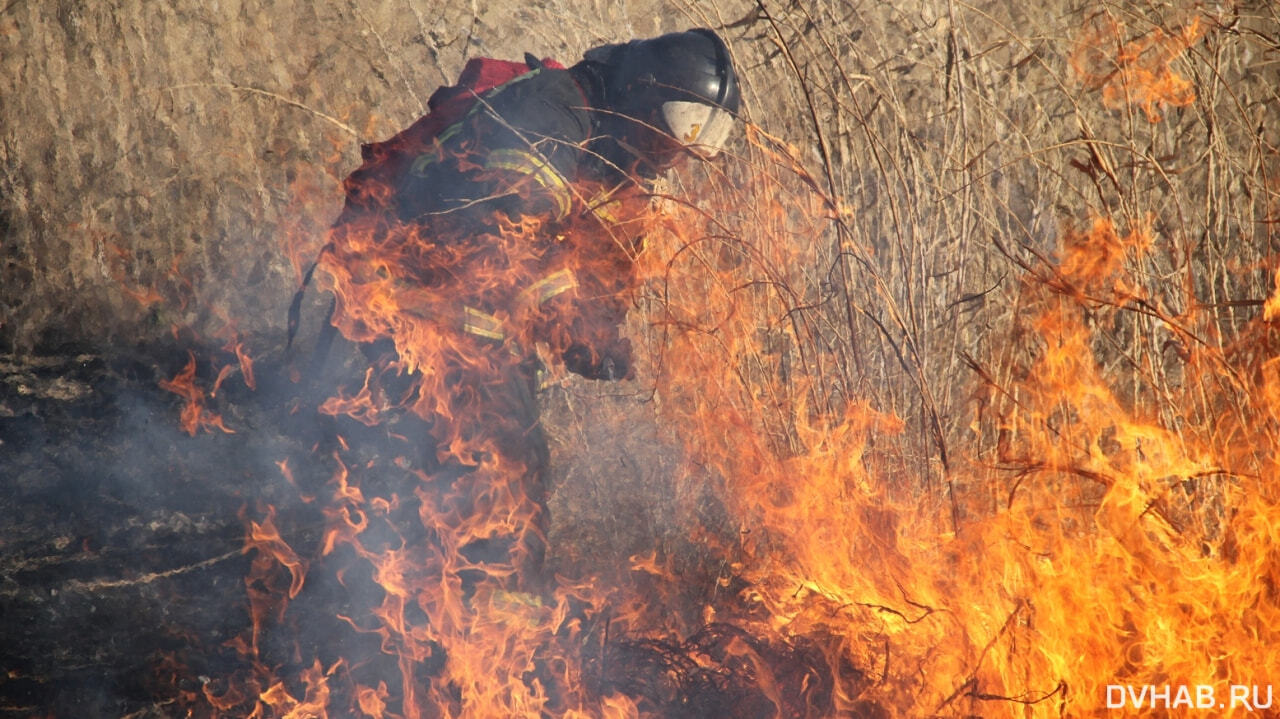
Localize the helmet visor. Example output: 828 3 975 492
661 101 735 158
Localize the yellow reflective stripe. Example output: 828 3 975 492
588 200 619 224
457 270 575 343
518 268 577 307
436 121 465 146
409 152 438 177
408 123 468 177
485 148 572 219
408 68 548 179
583 183 629 224
462 306 504 340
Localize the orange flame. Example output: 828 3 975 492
1264 268 1280 322
229 338 257 391
209 157 660 716
158 351 235 436
1071 14 1205 122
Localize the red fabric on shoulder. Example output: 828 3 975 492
428 56 567 111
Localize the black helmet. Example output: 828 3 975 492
587 28 740 164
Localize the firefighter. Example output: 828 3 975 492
296 28 741 380
293 29 740 587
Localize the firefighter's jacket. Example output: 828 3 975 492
326 57 645 381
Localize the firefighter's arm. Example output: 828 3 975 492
532 263 635 381
563 335 632 381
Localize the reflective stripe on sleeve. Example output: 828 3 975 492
458 268 576 343
462 306 505 340
517 268 577 307
484 148 573 220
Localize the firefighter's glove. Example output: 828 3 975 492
563 338 633 381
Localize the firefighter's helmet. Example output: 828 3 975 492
587 28 740 164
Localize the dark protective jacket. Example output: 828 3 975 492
340 55 648 225
321 55 646 381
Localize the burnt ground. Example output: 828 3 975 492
0 347 327 715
